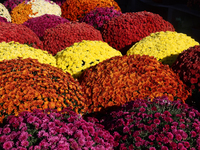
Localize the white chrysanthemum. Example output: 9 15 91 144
0 3 11 22
27 0 61 17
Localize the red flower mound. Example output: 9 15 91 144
172 45 200 109
101 11 175 54
0 22 43 49
79 54 190 114
43 22 103 55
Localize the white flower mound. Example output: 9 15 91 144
27 0 61 18
0 3 11 22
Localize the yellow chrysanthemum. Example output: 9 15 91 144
0 3 11 22
127 31 199 66
55 40 122 78
0 41 56 67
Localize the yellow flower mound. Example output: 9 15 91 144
0 3 11 22
127 31 199 66
55 40 122 78
0 41 57 67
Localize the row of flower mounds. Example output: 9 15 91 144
0 96 200 149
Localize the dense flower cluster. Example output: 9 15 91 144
0 58 87 123
94 96 200 149
127 31 199 66
79 54 191 113
101 11 175 54
23 14 70 40
0 3 11 22
0 16 8 23
55 40 122 78
10 1 34 24
43 22 103 55
172 45 200 109
0 23 43 48
0 41 56 67
0 22 43 49
3 0 27 12
61 0 121 21
79 7 122 30
11 0 61 24
0 108 116 149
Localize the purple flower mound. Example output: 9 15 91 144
88 96 200 150
79 7 122 30
23 14 70 40
3 0 29 12
0 16 8 23
0 108 116 150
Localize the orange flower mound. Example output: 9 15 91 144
0 58 87 123
61 0 121 21
10 1 34 24
79 54 191 113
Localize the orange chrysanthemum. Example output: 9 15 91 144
61 0 121 21
79 54 191 114
0 58 87 123
10 1 34 24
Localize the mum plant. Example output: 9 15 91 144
0 108 116 149
0 3 11 22
11 0 61 24
0 22 43 49
43 22 103 55
23 14 70 40
101 11 175 54
78 54 191 114
79 7 122 30
127 31 199 66
55 40 122 78
61 0 121 21
0 41 56 67
172 45 200 110
91 96 200 150
0 58 87 123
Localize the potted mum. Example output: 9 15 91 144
0 108 116 149
86 96 200 149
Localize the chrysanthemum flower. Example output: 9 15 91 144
101 11 175 54
61 0 121 21
55 40 122 78
127 31 199 66
0 58 88 123
79 54 190 113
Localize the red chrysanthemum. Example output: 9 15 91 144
0 22 43 49
42 22 103 55
101 11 175 54
172 45 200 110
23 14 70 40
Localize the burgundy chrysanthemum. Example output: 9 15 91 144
42 22 103 55
101 11 175 54
0 22 43 49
